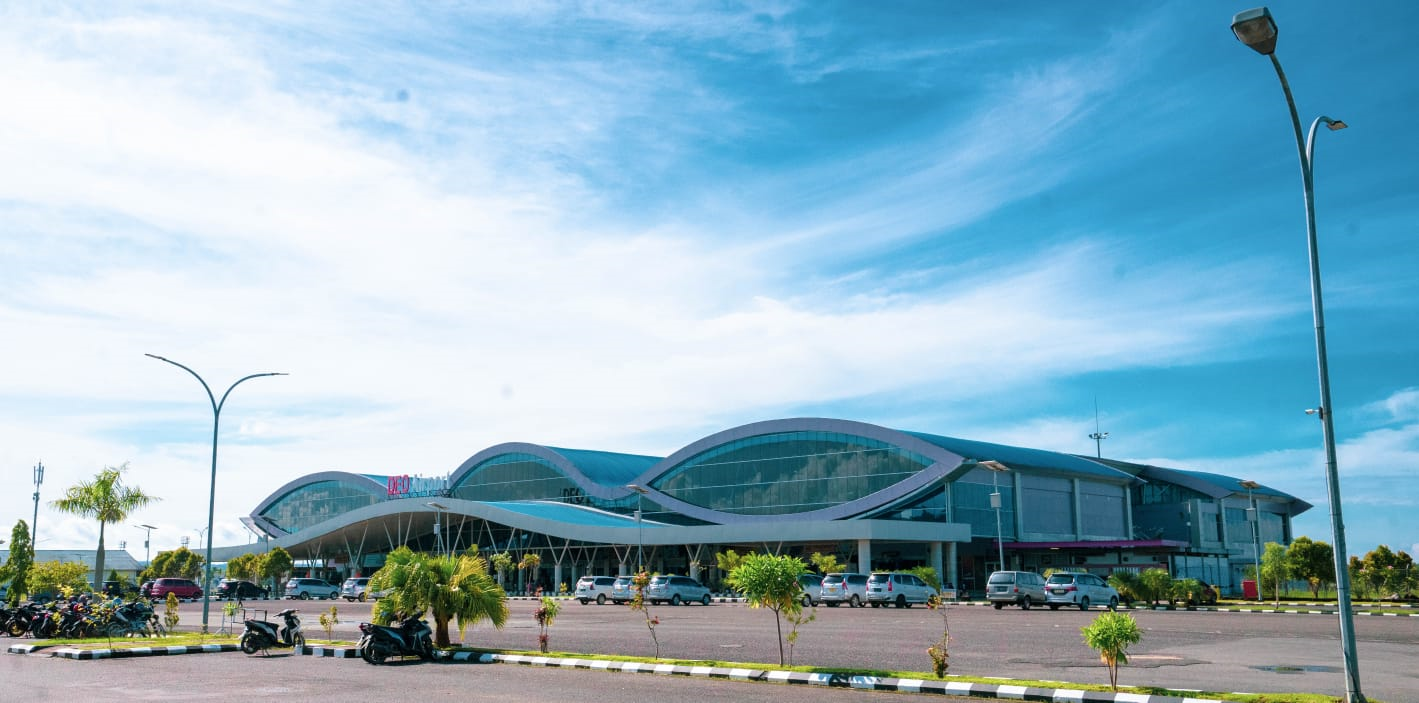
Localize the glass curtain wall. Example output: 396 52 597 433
652 431 932 516
260 480 382 533
951 468 1016 539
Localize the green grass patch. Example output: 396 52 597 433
442 645 1385 703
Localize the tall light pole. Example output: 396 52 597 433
1239 480 1263 602
31 461 44 546
135 524 158 567
1089 399 1108 458
980 461 1010 570
146 353 286 633
626 484 649 573
1231 8 1363 701
426 501 449 559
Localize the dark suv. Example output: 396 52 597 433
150 578 204 601
216 579 269 600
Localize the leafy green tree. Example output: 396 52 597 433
518 553 542 594
491 552 513 588
1286 536 1334 599
1081 611 1143 691
1358 545 1415 598
808 552 846 576
726 553 812 665
2 520 33 605
27 560 91 597
144 546 204 581
1260 541 1290 604
49 463 158 589
1138 568 1173 605
226 552 264 582
910 565 943 592
1107 571 1141 606
368 546 507 648
262 547 294 592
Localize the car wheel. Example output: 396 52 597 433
802 594 812 607
1020 598 1031 610
701 593 711 606
1078 597 1090 611
579 598 589 605
671 594 682 606
895 594 907 609
597 594 607 605
359 593 367 602
993 602 1003 610
849 594 862 608
1108 596 1119 610
300 592 311 600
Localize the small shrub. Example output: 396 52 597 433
1081 610 1142 691
164 592 181 630
1107 572 1141 605
533 596 560 653
318 605 339 642
627 570 660 659
925 593 951 678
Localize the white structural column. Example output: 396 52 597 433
946 542 958 590
857 539 872 575
553 563 563 592
929 542 943 584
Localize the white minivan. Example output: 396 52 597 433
574 575 618 605
865 572 935 608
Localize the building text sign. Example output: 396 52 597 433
387 474 448 498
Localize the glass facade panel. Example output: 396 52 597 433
951 468 1016 539
260 480 382 533
1131 481 1208 506
450 453 596 506
1021 475 1073 535
1225 507 1251 545
1079 481 1125 537
651 431 932 516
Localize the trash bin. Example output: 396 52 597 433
1242 579 1258 599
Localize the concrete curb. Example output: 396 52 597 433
300 644 359 658
47 643 240 660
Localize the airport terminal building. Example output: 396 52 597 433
222 418 1309 596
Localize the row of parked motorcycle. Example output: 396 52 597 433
2 595 431 665
235 607 432 665
1 597 166 639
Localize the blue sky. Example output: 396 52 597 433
2 1 1414 561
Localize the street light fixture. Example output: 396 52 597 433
146 353 286 634
979 460 1011 571
1238 480 1264 603
625 484 649 573
134 524 158 567
426 501 449 558
1231 8 1363 701
32 461 44 547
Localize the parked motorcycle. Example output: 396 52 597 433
357 613 434 664
239 608 305 654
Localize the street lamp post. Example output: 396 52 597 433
626 484 649 573
980 461 1011 571
146 353 286 633
135 524 158 567
1239 480 1264 602
426 501 449 559
32 461 44 546
1231 8 1363 702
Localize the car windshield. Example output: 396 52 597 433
988 572 1015 584
822 575 844 584
1046 574 1074 584
867 574 889 583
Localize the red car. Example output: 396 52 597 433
150 578 203 601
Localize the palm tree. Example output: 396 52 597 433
50 463 158 590
369 546 508 648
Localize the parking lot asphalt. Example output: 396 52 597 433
29 595 1419 702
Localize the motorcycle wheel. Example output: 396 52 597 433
240 632 262 654
292 633 305 649
8 620 28 637
419 635 435 661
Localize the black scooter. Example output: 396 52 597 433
357 614 434 664
240 608 305 654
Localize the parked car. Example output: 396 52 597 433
150 577 204 601
342 577 371 602
216 579 269 600
610 576 635 605
865 572 935 608
986 570 1048 610
819 572 869 608
1044 572 1119 610
797 573 823 607
575 576 618 605
645 575 712 606
138 581 154 599
284 578 339 600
